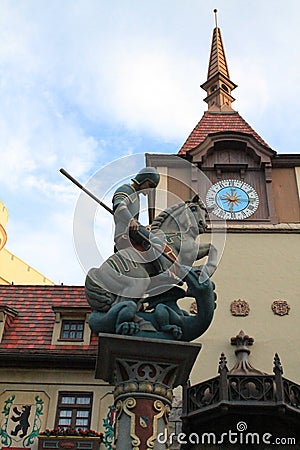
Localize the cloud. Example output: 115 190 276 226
102 44 201 140
0 0 300 285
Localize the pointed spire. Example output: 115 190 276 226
201 9 237 111
218 352 228 373
207 10 230 81
273 353 284 375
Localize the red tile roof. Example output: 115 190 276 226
0 285 98 355
178 111 271 155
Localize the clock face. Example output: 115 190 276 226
206 179 259 220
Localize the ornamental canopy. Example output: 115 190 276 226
182 330 300 448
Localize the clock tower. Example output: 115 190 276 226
147 10 300 225
206 179 259 220
146 10 300 387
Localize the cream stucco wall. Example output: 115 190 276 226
152 166 300 383
183 232 300 385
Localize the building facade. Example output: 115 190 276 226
146 16 300 384
146 16 300 448
0 285 111 450
1 13 300 450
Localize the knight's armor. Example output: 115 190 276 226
112 168 171 277
112 167 160 246
131 167 160 187
113 183 140 245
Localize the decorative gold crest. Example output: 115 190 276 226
230 299 250 317
272 300 290 316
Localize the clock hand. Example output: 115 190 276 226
219 196 248 203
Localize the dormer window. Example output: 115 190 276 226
60 320 85 341
51 307 91 346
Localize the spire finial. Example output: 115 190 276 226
229 330 266 376
214 9 218 28
201 9 237 111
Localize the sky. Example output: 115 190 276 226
0 0 299 285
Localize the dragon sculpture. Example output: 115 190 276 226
85 196 218 341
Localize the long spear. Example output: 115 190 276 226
59 168 178 266
60 168 113 214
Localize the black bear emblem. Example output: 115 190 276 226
11 405 32 438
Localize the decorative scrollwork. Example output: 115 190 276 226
23 395 44 447
103 405 116 450
115 359 177 386
123 398 140 449
188 378 220 411
0 395 15 447
229 376 274 402
146 400 170 449
283 379 300 409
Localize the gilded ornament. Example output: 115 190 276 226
146 400 169 449
124 397 136 409
272 300 290 316
230 299 250 317
124 382 138 393
139 382 153 393
114 385 123 398
122 398 140 450
153 385 167 397
166 389 173 402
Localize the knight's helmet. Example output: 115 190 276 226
132 167 160 187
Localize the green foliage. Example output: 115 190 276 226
0 395 15 447
102 405 116 450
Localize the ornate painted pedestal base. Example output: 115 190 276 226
38 436 102 450
95 333 201 450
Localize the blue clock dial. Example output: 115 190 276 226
206 179 259 220
216 186 249 212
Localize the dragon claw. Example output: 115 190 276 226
116 322 140 335
161 325 183 340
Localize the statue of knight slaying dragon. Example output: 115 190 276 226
83 167 218 342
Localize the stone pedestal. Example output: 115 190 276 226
95 333 201 450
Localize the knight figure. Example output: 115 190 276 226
85 166 218 341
